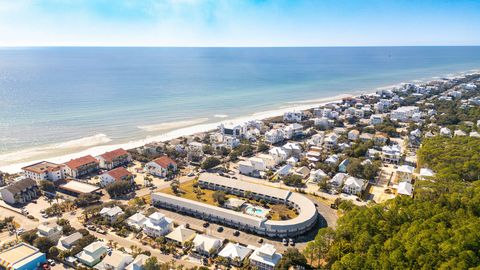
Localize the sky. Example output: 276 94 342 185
0 0 479 47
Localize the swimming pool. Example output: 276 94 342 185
244 204 270 218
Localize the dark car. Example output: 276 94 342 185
217 226 224 233
203 222 210 228
233 230 240 236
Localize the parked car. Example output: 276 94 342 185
257 238 264 244
41 213 49 218
289 238 295 246
187 173 195 177
47 259 55 266
217 226 224 233
87 224 96 231
233 230 240 237
282 238 288 246
96 228 106 234
203 222 210 228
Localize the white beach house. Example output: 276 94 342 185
144 156 177 178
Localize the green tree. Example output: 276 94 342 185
144 257 161 270
39 180 55 193
106 180 133 198
212 190 227 205
283 174 304 187
201 157 221 170
33 237 55 253
276 248 308 270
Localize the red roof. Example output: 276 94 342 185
152 156 177 168
106 167 132 181
65 155 98 170
100 148 129 163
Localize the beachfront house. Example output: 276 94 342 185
283 111 303 122
218 243 253 267
382 144 402 164
165 225 196 246
309 169 328 182
396 165 415 183
347 130 359 141
268 147 288 164
265 129 285 144
143 212 174 238
440 127 452 137
238 161 255 176
37 223 62 242
95 250 133 270
125 254 149 270
21 161 65 182
0 178 39 205
370 114 384 125
329 173 347 188
99 206 124 224
58 232 83 250
257 154 276 169
342 176 367 195
325 154 339 165
390 106 420 122
324 133 338 150
97 148 132 170
219 123 247 138
249 244 282 270
308 133 325 146
126 213 147 231
282 142 302 158
75 241 108 267
144 156 177 178
283 123 304 139
397 182 413 197
374 132 388 145
192 234 223 257
338 159 350 173
64 155 99 178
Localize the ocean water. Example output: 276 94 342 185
1 46 480 168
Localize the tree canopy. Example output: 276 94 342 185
201 157 221 170
417 136 480 181
304 179 480 269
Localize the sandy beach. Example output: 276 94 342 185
0 93 352 173
1 67 479 174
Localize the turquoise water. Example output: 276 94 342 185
1 46 480 161
245 205 268 217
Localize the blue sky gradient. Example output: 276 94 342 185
0 0 479 46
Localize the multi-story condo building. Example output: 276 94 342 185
97 148 132 170
64 155 99 178
21 161 65 182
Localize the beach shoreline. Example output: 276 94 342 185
0 68 478 173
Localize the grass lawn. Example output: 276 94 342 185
159 180 298 221
269 204 298 221
160 180 218 205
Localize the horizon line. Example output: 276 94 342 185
1 44 480 49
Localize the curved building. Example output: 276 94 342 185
151 174 318 237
